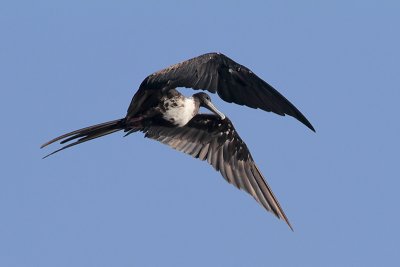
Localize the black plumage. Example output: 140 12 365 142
128 52 314 131
42 52 315 230
143 114 292 229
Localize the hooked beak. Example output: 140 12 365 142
203 99 226 120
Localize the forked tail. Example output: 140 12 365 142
41 118 126 158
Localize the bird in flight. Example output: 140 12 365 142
42 52 315 230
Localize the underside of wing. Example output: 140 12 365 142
137 52 314 131
142 114 293 230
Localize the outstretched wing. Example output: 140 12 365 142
134 52 314 131
142 114 293 230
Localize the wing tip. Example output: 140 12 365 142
304 120 316 133
287 106 315 133
280 212 294 231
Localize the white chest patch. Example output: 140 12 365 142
162 97 196 126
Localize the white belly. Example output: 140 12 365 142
162 98 196 126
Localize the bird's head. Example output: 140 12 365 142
193 92 226 120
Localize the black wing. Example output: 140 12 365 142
142 114 293 230
134 52 314 131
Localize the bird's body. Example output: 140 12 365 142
42 52 315 230
159 91 198 126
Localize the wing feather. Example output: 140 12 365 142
135 53 314 132
142 114 293 230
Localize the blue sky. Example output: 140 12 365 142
1 1 399 266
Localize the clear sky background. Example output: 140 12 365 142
1 1 399 266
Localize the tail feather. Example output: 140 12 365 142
41 118 125 158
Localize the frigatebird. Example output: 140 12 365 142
42 52 315 230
